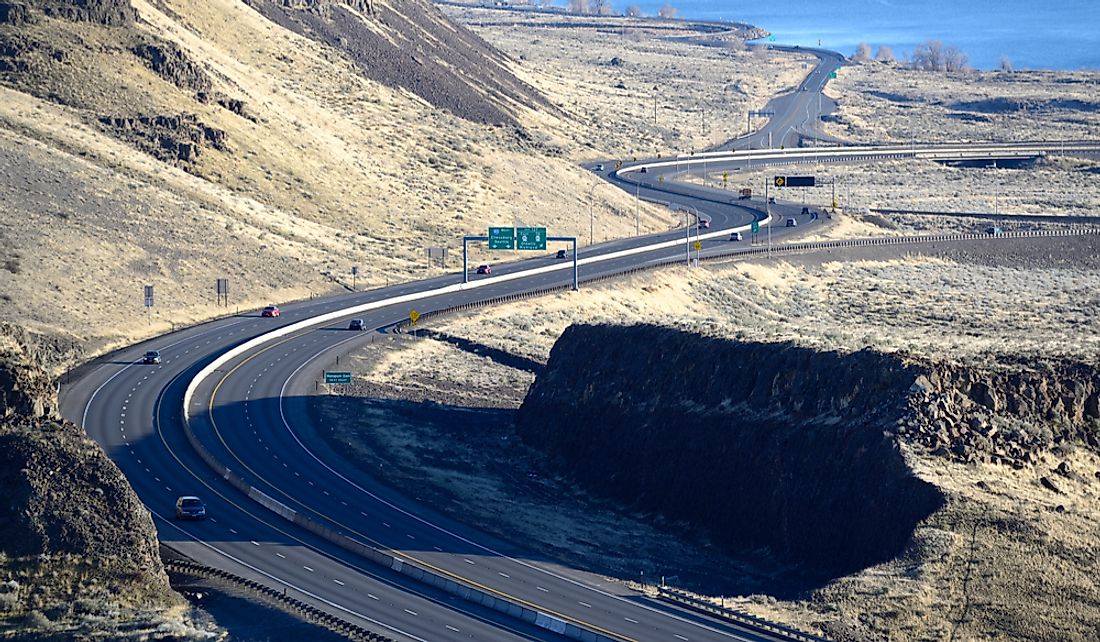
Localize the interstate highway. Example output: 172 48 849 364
58 38 1100 642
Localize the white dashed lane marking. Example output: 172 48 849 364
333 579 345 586
303 566 314 572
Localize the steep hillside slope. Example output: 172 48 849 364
0 0 667 357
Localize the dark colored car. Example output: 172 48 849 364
142 350 161 364
175 496 207 521
801 206 811 215
786 218 798 227
348 319 365 331
639 167 648 173
476 265 492 275
261 305 280 318
555 249 567 259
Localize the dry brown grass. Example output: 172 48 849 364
330 238 1100 641
824 62 1100 145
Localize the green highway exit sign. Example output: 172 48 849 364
324 371 352 384
516 227 547 251
488 227 515 250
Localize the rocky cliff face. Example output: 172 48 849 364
517 324 1100 578
0 336 173 618
0 0 134 26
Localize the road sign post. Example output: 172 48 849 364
516 227 547 251
216 278 228 307
323 371 352 384
488 227 515 250
774 175 815 187
143 285 154 313
409 309 420 326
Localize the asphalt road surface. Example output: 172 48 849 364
58 43 1098 642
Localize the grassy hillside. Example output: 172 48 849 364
3 0 796 360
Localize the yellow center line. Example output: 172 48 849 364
208 336 637 642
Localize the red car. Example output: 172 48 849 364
476 265 492 275
261 305 280 317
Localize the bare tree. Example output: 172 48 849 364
910 39 970 72
657 2 677 18
999 55 1014 72
591 0 614 15
943 45 969 72
568 0 589 14
625 4 642 16
875 45 895 63
852 42 872 62
910 39 945 71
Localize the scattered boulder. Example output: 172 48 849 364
1040 476 1063 495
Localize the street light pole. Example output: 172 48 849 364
653 85 658 125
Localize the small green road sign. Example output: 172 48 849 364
829 71 838 79
751 221 760 234
516 227 547 251
409 309 420 325
325 371 352 384
488 227 515 250
769 35 776 42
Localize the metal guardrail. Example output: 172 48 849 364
165 558 397 642
178 226 1099 642
393 227 1100 333
658 587 831 642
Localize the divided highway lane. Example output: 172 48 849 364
64 317 564 642
186 256 805 642
61 209 818 642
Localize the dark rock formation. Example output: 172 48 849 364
518 325 945 577
99 113 228 165
12 0 134 25
131 41 213 94
517 324 1100 577
0 3 37 25
0 339 167 591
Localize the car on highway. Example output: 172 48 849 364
768 196 776 204
593 163 604 171
141 350 161 364
639 167 648 173
348 319 365 331
786 218 798 227
175 496 207 521
261 305 280 318
476 265 492 275
697 219 710 230
729 232 743 241
555 249 567 259
801 206 811 215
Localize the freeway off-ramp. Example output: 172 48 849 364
59 40 1100 642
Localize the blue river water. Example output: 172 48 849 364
629 0 1100 70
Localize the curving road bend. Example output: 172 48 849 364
60 41 1100 642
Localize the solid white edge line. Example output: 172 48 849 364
153 513 430 642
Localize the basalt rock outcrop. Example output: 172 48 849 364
1 0 134 26
99 113 229 165
517 324 1100 577
0 337 168 593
